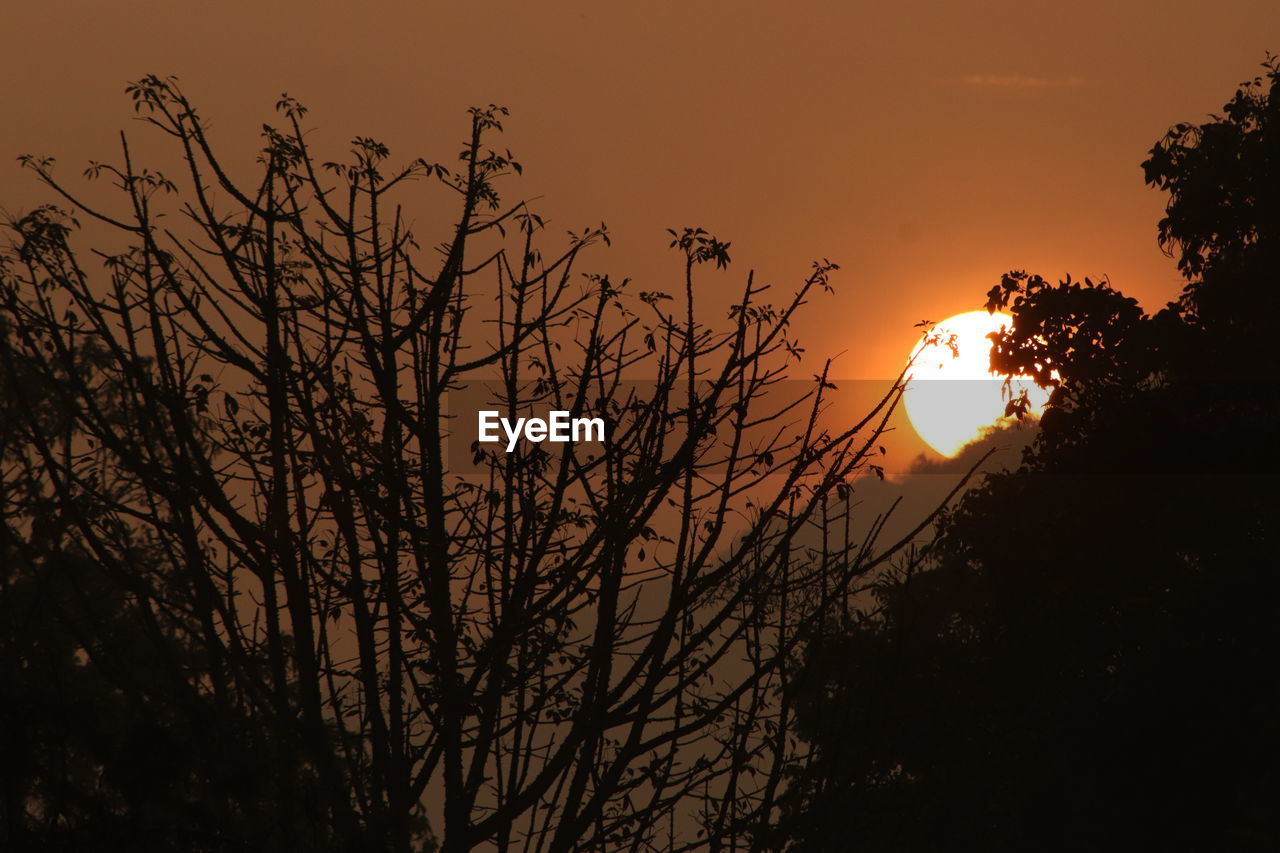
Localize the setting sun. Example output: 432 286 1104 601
903 310 1050 457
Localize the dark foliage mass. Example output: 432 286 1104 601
781 57 1280 850
0 334 326 850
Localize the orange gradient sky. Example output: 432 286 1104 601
2 1 1274 467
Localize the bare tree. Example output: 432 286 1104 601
0 76 959 852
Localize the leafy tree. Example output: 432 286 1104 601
1143 54 1280 335
780 57 1280 851
1 323 330 850
0 77 944 852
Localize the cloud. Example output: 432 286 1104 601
812 423 1039 555
906 420 1037 475
955 73 1085 89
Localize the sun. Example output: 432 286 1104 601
903 310 1050 457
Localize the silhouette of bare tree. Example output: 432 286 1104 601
0 77 950 852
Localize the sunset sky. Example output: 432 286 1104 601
3 0 1274 467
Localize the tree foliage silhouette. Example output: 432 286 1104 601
0 77 945 852
780 57 1280 852
1 312 351 851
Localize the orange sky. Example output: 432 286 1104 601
2 0 1275 467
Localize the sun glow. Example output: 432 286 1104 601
903 311 1050 457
